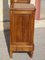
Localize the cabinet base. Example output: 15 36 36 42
10 42 34 58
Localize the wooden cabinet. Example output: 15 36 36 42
10 4 36 58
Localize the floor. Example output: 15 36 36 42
0 28 45 60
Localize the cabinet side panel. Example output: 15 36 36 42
22 14 30 43
14 14 23 42
29 12 35 45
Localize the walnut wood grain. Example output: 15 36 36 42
10 2 36 58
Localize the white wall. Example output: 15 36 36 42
31 0 35 5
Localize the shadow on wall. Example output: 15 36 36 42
3 0 10 57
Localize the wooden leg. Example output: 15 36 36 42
10 46 12 58
28 51 33 58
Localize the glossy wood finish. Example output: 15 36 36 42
10 1 36 58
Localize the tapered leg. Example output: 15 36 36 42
28 51 33 58
10 46 12 58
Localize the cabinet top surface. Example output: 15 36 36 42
10 4 36 11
